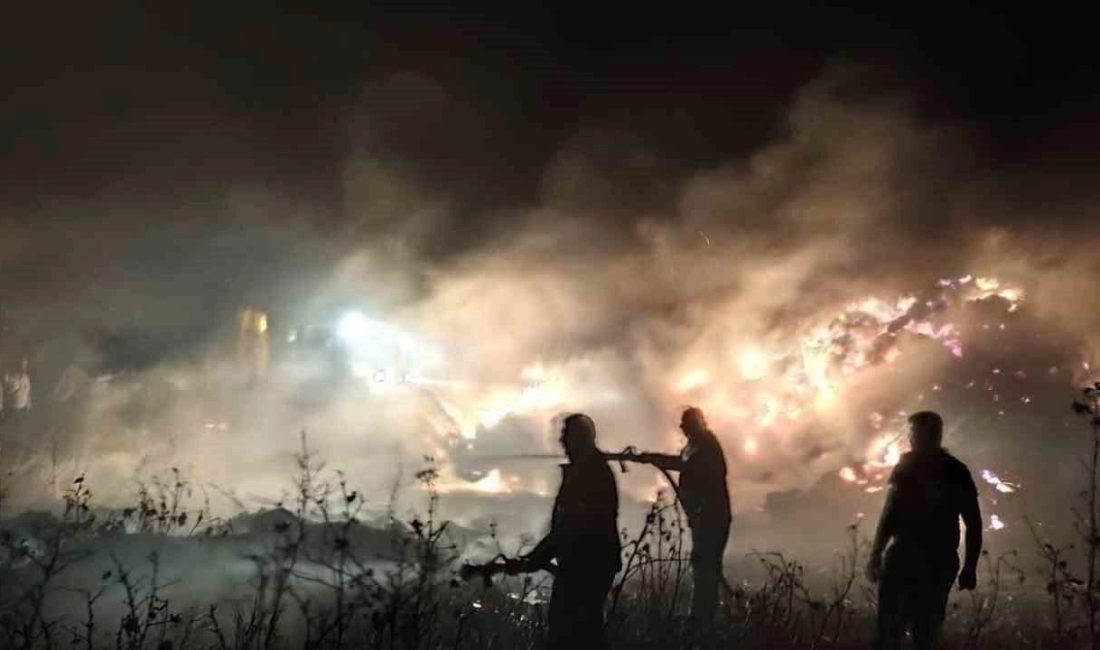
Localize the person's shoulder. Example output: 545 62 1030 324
894 451 916 470
940 450 972 474
888 452 916 481
940 451 977 487
702 430 725 452
584 454 616 477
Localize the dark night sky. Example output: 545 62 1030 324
4 1 1099 202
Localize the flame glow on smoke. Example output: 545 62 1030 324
424 273 1025 502
8 64 1100 554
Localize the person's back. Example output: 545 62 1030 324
629 407 732 633
889 449 975 560
552 452 621 572
679 428 731 530
868 411 981 650
513 414 621 650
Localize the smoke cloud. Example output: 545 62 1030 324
2 64 1097 557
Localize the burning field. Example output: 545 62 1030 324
6 76 1075 532
3 5 1100 645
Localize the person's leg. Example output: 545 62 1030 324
547 575 570 650
690 523 728 625
874 551 910 650
548 567 615 650
690 549 715 624
689 523 728 648
580 567 616 650
691 550 718 621
911 556 959 650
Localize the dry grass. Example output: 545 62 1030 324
2 389 1100 650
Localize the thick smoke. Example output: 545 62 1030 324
1 66 1097 556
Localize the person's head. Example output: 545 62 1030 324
560 413 599 461
908 411 944 453
679 406 708 441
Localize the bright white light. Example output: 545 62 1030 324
467 468 510 494
337 311 372 341
740 349 769 381
884 444 901 466
335 311 429 387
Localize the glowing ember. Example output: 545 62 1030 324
975 277 998 292
904 321 962 357
972 277 1023 303
980 469 1019 493
863 433 904 472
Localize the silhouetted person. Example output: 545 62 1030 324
631 406 731 628
1 360 32 453
866 411 982 650
507 413 621 650
10 359 31 412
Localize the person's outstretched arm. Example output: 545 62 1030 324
958 479 983 590
634 452 684 472
511 483 563 574
515 531 556 573
604 451 685 471
866 486 897 582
